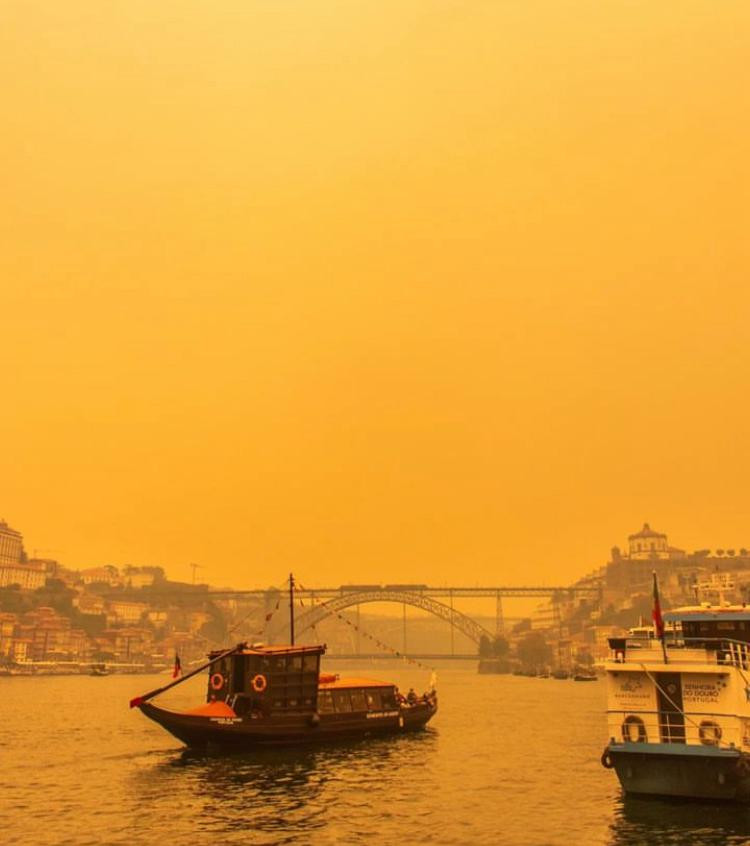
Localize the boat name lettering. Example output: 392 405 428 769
209 717 242 725
366 710 399 719
683 680 721 704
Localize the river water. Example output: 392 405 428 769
4 662 750 845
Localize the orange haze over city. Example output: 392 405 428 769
2 1 749 589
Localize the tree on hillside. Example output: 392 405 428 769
492 636 509 657
516 632 553 669
478 634 492 658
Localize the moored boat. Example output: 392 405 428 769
90 663 109 676
602 602 750 801
131 641 437 749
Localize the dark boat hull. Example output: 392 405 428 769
606 742 750 801
139 701 437 749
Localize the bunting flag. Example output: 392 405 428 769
263 597 282 625
172 652 182 679
322 605 435 673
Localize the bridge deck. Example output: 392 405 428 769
202 585 600 598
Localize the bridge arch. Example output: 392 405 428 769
292 590 496 645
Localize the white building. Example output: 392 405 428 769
0 520 25 567
107 601 148 624
626 523 685 561
0 561 46 590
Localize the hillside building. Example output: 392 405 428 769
0 520 25 567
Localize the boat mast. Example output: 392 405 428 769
289 572 295 645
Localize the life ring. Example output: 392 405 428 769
252 673 267 693
210 672 225 691
621 715 647 743
699 720 722 746
600 748 614 769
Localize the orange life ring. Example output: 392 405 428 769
252 673 267 693
210 672 225 691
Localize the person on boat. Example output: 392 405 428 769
406 688 418 705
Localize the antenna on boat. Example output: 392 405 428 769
289 572 296 645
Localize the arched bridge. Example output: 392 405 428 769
293 590 496 645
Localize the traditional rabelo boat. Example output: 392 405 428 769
129 577 437 749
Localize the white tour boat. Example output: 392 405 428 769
602 604 750 800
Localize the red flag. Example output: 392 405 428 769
652 571 665 639
172 652 182 679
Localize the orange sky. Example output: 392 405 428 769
2 1 749 589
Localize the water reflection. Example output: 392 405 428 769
133 732 437 841
610 794 750 845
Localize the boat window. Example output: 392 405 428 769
303 654 318 672
289 656 303 672
366 690 382 711
271 656 286 672
333 691 352 713
350 689 367 711
318 690 334 713
380 688 396 709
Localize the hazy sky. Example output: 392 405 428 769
2 1 749 589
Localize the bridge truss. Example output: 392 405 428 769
291 590 498 645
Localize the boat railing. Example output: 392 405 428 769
606 708 745 749
609 636 750 670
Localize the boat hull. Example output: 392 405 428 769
607 742 750 801
139 701 437 749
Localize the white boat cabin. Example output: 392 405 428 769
606 606 750 751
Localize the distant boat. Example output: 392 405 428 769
551 668 570 680
573 672 597 682
89 664 109 676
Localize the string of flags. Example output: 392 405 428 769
227 582 435 677
312 600 436 673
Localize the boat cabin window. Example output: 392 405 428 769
350 690 367 711
317 686 397 713
380 688 397 710
333 690 353 713
318 690 334 714
683 619 750 647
